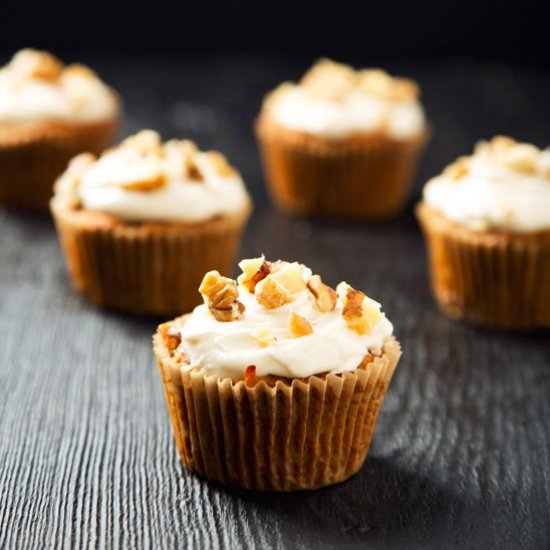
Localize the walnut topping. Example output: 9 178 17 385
199 270 245 322
238 256 271 293
63 63 97 79
289 311 313 338
251 327 276 347
293 59 419 103
337 282 383 335
270 262 307 293
301 58 356 100
244 365 257 387
122 130 162 156
120 173 166 192
503 143 539 173
181 140 203 181
307 275 337 312
206 151 237 178
158 323 182 353
10 49 63 81
255 276 293 309
489 135 516 152
444 157 470 180
476 136 542 174
357 69 419 101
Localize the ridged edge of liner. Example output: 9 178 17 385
51 199 252 316
255 116 428 220
0 118 119 211
416 202 550 330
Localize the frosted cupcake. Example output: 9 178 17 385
256 59 428 219
0 48 119 211
416 136 550 330
154 257 401 491
51 130 252 315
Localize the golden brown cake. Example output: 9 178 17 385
256 59 428 219
0 49 120 211
154 257 401 491
416 136 550 330
51 131 252 316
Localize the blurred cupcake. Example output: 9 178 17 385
416 136 550 331
154 257 401 491
0 48 120 211
256 59 428 219
51 130 252 316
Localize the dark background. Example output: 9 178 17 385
1 2 550 549
2 0 548 65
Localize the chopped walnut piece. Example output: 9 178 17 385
238 256 271 293
11 49 63 81
504 143 539 173
307 275 337 312
181 140 203 181
120 173 166 192
444 157 470 181
244 365 257 387
270 262 306 294
199 270 245 322
357 69 418 101
490 135 516 151
251 327 276 347
289 311 313 338
337 282 383 335
255 276 293 309
301 58 356 100
63 63 97 79
206 151 237 178
122 130 162 155
158 323 182 353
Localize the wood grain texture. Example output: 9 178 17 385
0 53 549 549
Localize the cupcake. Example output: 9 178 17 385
416 136 550 331
256 58 428 219
51 130 252 316
0 48 120 211
154 257 401 491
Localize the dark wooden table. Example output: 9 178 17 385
1 53 549 549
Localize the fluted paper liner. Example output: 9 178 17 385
256 116 428 220
51 198 251 316
154 315 401 491
0 119 118 212
416 203 550 331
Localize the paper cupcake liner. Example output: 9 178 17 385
256 117 427 220
51 200 251 316
416 203 550 330
0 119 118 212
154 316 401 491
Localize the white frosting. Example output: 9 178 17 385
76 133 250 223
0 50 118 123
180 274 394 380
423 139 550 232
268 87 425 139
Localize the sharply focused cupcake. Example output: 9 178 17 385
256 58 428 219
416 136 550 331
154 257 401 491
0 48 120 211
51 130 252 315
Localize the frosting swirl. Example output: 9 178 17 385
423 136 550 232
0 49 118 123
55 130 251 223
173 258 394 379
262 59 426 139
